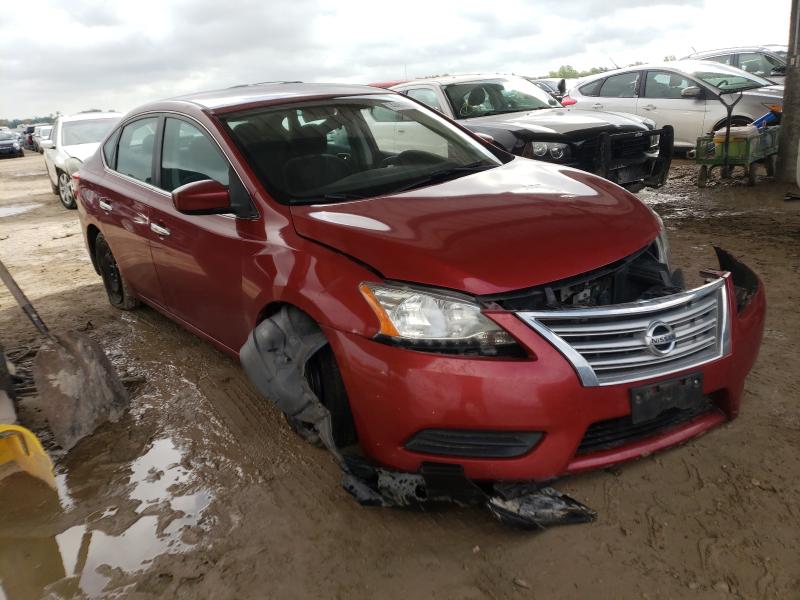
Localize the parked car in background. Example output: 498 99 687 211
22 124 45 149
73 83 764 505
44 112 122 208
526 77 576 102
0 131 24 158
390 75 672 192
32 125 53 152
564 60 783 149
683 46 786 84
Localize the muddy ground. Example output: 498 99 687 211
0 153 798 600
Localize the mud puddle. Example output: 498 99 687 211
0 204 43 218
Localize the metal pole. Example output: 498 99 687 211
777 0 800 182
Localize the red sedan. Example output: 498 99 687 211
74 82 764 524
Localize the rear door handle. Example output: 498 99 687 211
150 223 171 237
642 104 656 111
592 103 603 110
98 200 112 212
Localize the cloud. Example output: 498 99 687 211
0 0 790 118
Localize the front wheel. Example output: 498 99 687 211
95 234 139 310
57 171 76 209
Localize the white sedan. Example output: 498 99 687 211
44 112 122 209
563 60 783 149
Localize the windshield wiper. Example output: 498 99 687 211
389 162 496 194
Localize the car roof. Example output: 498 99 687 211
165 82 386 111
686 46 783 58
392 74 524 87
576 60 754 83
60 111 123 123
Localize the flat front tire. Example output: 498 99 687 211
95 234 139 310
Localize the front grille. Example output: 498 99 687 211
405 429 543 458
612 135 651 159
577 399 719 454
518 278 730 386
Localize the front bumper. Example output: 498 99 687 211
327 253 764 482
595 126 674 190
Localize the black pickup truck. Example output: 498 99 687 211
389 75 673 192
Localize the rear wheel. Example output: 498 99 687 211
57 171 76 209
95 234 139 310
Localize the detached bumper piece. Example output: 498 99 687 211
341 456 596 530
596 125 674 191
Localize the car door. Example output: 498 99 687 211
147 115 259 351
638 70 707 147
96 116 164 305
592 71 641 114
44 118 60 185
397 87 449 157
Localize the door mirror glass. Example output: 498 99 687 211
681 86 704 99
172 179 231 214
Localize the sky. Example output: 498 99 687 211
0 0 791 119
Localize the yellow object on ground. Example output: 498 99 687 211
0 425 55 489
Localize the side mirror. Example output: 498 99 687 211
557 79 567 95
172 179 231 214
681 86 704 99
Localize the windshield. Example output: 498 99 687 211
690 65 771 91
223 94 504 205
443 78 559 119
62 118 119 146
38 126 52 138
0 132 15 141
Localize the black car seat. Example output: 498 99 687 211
283 124 352 196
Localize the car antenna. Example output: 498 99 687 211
609 56 620 69
691 46 698 53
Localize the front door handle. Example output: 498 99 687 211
592 103 603 110
150 223 171 237
98 200 112 212
642 104 656 111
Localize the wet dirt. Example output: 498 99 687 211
0 154 798 599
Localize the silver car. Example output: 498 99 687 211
565 60 783 149
683 46 786 84
44 112 122 209
32 125 53 152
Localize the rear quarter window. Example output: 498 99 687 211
578 79 603 97
102 129 121 168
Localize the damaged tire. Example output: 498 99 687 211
95 234 139 310
241 307 357 449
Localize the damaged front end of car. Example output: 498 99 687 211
239 246 763 530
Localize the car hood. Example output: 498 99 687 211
741 84 784 101
0 139 17 146
290 158 660 295
463 108 649 139
62 143 101 162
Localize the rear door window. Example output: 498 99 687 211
738 52 783 78
115 117 158 184
160 118 229 192
599 72 640 98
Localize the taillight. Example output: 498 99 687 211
561 95 577 106
71 172 81 201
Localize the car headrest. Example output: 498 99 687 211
140 133 155 155
232 122 262 145
468 87 486 106
291 124 327 156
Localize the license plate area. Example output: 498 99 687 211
629 373 704 425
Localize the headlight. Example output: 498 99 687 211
359 282 524 357
12 142 19 150
524 141 571 161
653 216 671 269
